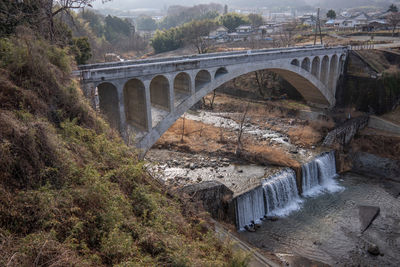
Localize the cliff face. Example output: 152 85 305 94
335 50 400 115
0 35 242 266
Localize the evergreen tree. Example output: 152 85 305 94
388 4 399 13
327 10 337 19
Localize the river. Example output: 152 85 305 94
239 172 400 266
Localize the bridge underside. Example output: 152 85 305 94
271 68 330 106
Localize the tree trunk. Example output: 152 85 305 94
255 71 265 98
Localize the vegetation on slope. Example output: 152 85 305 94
0 31 246 266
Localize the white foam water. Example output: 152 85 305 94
302 151 344 197
263 169 303 217
235 186 265 231
236 169 302 230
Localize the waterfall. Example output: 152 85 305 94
235 151 343 230
302 160 319 195
263 169 302 217
302 151 343 196
235 186 265 231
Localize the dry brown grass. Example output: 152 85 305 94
287 126 322 147
157 117 302 168
156 118 237 153
286 118 335 147
243 144 300 168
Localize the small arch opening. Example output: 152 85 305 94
150 75 170 111
339 54 346 75
320 56 329 85
291 59 299 66
123 79 147 130
174 72 191 107
195 70 211 91
97 82 121 131
301 57 311 72
311 57 320 78
328 55 338 90
215 67 228 79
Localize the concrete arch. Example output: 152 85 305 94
195 70 211 91
215 67 228 79
123 79 147 130
174 72 191 107
150 75 170 111
137 61 335 150
328 55 338 90
320 56 329 85
311 56 320 78
97 82 121 131
291 59 299 66
301 57 311 72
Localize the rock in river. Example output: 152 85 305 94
358 205 380 233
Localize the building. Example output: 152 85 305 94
209 26 228 38
235 25 253 33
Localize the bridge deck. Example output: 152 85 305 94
78 45 335 71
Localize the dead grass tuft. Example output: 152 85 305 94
287 126 322 147
243 144 300 168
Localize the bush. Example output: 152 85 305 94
72 37 92 65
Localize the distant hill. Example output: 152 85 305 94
93 0 393 10
307 0 392 9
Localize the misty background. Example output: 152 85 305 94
92 0 398 10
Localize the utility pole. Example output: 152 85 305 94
314 8 323 45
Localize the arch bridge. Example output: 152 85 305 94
78 45 348 151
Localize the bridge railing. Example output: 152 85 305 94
78 45 327 71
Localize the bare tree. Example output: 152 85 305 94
180 115 186 143
254 70 280 98
41 0 110 41
279 20 299 47
236 103 250 156
204 90 217 109
387 12 400 36
182 20 217 54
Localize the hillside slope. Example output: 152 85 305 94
0 33 244 266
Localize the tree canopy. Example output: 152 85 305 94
136 16 158 31
327 9 337 19
248 13 264 27
220 13 250 32
388 4 399 13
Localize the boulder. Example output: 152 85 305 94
367 244 380 256
358 205 380 233
179 181 234 222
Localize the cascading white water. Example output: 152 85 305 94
263 169 302 217
236 152 343 230
302 160 319 195
302 151 343 196
235 169 303 230
235 186 265 231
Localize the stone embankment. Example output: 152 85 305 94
351 152 400 183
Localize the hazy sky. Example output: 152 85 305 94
91 0 390 10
